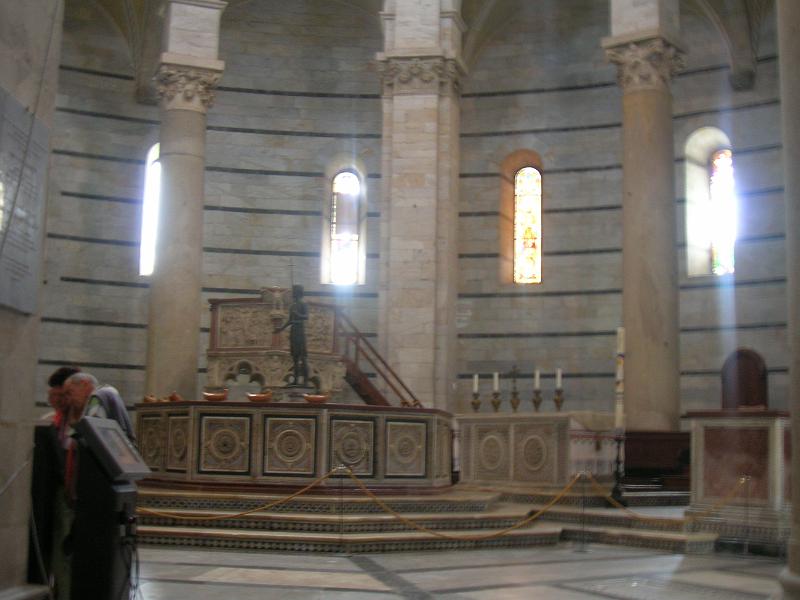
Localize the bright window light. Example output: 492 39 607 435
330 171 360 285
139 143 161 276
709 149 736 275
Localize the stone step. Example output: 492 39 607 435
137 523 563 553
137 486 499 514
560 525 718 554
137 504 538 533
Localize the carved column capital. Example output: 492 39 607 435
605 37 685 93
155 63 222 112
376 56 463 97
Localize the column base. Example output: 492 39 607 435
780 567 800 599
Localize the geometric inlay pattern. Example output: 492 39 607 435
264 416 316 475
330 418 374 476
139 414 164 471
476 426 510 480
199 414 251 474
513 424 558 483
166 415 190 471
385 420 426 477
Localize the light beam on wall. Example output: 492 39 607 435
139 143 161 276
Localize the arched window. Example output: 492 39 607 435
685 128 737 277
513 166 542 283
499 150 543 284
139 143 161 276
322 162 366 285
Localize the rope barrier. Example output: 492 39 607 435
585 472 748 525
343 469 582 541
138 468 337 522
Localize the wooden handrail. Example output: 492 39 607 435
335 309 421 408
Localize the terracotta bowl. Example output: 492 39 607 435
168 391 186 402
202 390 228 402
142 394 158 403
247 391 273 403
303 393 330 405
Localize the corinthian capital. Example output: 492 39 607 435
155 63 222 112
377 56 463 97
605 38 685 93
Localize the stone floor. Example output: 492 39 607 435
136 542 785 599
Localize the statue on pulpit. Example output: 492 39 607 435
274 284 309 386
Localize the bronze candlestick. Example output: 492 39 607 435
471 392 481 412
554 388 564 411
508 365 520 412
491 391 501 412
532 389 543 412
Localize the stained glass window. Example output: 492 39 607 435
708 148 736 275
513 166 542 284
329 171 361 285
139 143 161 276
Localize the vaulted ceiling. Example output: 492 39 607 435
87 0 774 103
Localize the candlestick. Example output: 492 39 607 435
471 392 481 413
493 372 499 392
616 326 625 354
532 389 543 412
472 373 479 394
555 368 562 389
491 391 501 412
534 369 540 390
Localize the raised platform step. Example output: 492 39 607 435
560 526 717 554
138 506 533 533
494 489 690 508
137 523 563 553
138 486 498 515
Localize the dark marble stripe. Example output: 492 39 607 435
61 191 142 205
460 99 779 139
38 358 145 370
56 106 159 125
459 322 786 341
683 367 788 376
216 85 379 99
52 149 145 165
61 276 148 289
680 277 786 290
204 205 321 216
207 124 380 139
203 246 319 257
206 165 382 179
200 285 378 299
348 555 435 600
47 232 138 247
41 317 146 329
59 64 134 80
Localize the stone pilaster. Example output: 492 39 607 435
777 0 800 595
376 1 464 411
603 32 684 431
144 0 225 400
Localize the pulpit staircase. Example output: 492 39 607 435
334 309 421 408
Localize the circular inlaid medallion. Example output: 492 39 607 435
170 425 187 460
274 429 306 464
391 434 420 465
479 434 505 471
521 435 547 471
338 431 367 465
142 425 162 464
208 428 241 461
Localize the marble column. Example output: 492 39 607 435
145 0 225 400
777 0 800 595
603 0 684 431
376 1 464 410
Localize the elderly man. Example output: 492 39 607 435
63 372 136 442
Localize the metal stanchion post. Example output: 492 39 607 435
576 471 588 553
743 474 751 555
337 464 348 556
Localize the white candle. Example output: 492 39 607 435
616 326 625 355
472 373 479 394
493 372 499 392
556 368 562 389
534 369 540 390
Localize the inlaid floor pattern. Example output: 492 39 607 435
136 543 784 599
